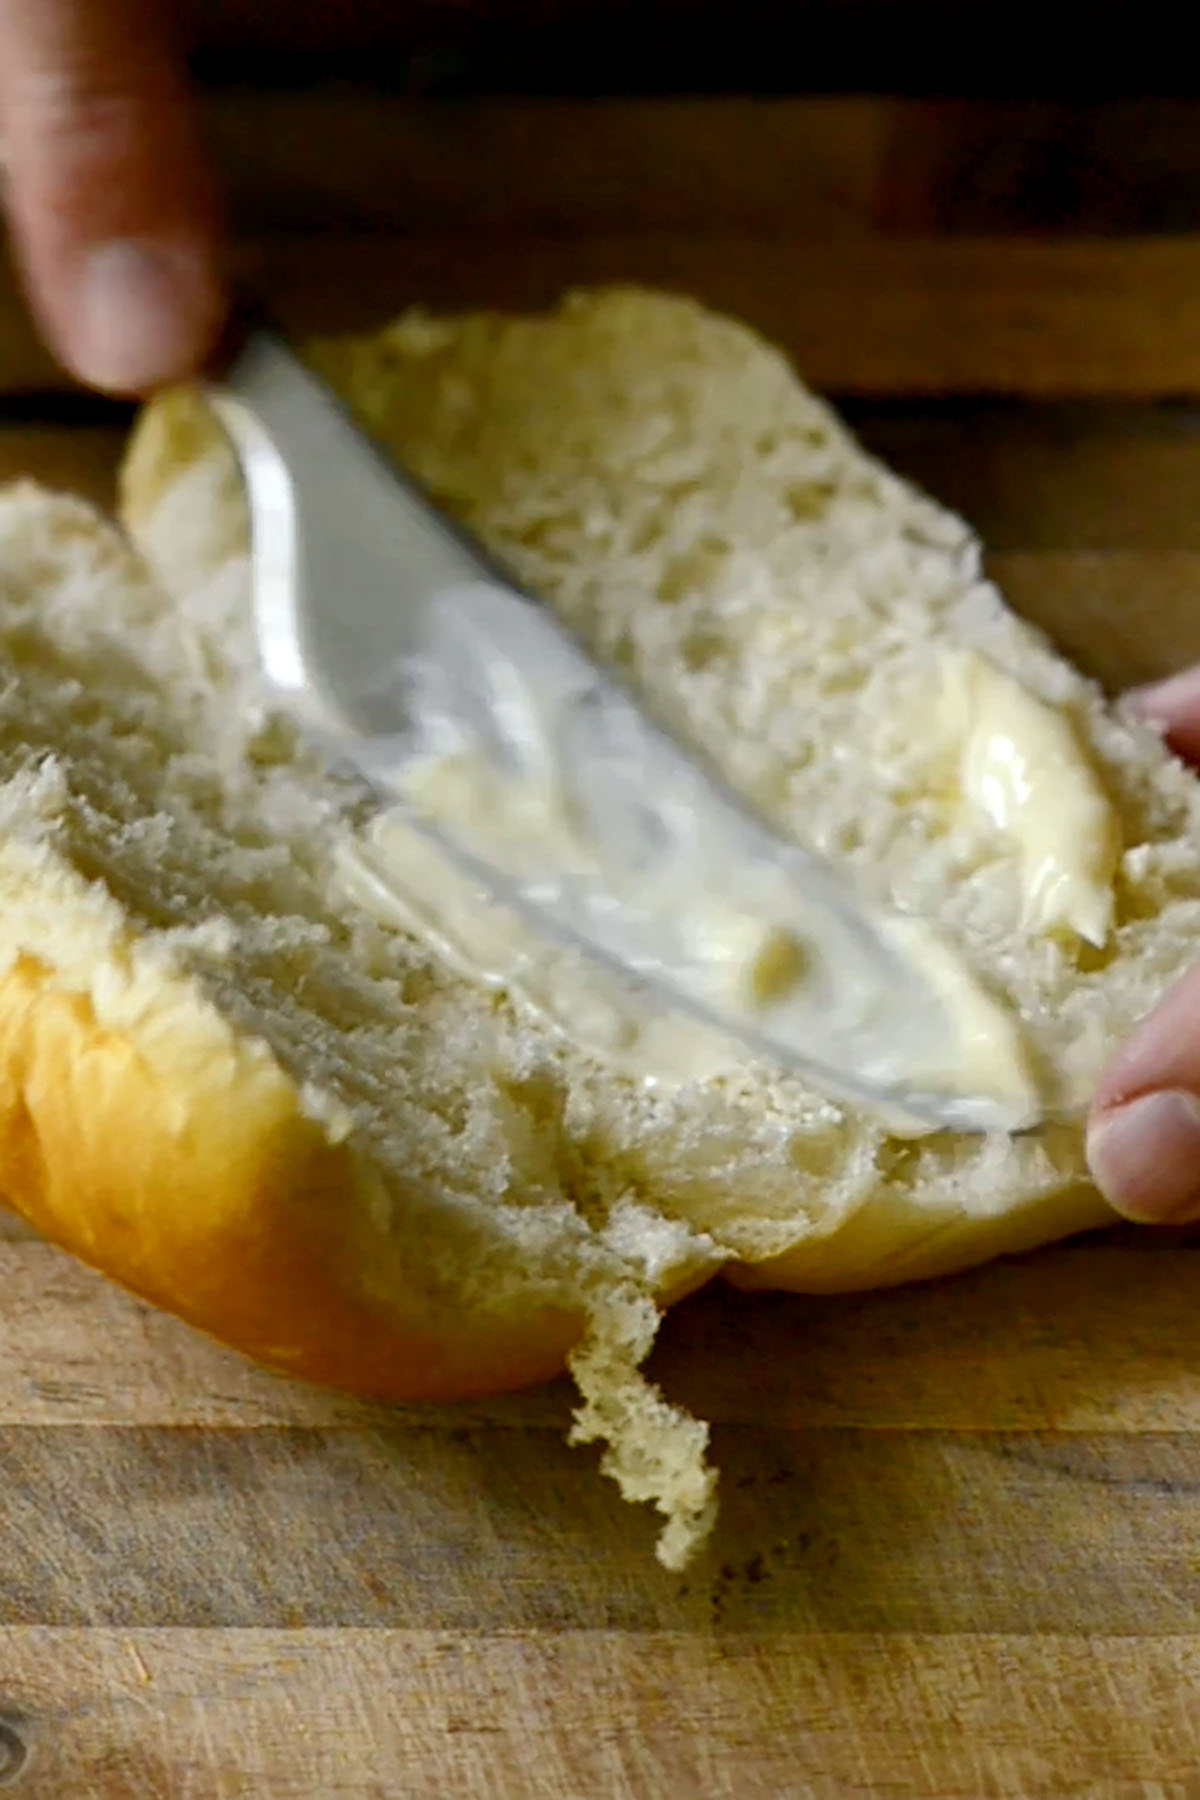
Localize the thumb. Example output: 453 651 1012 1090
0 0 224 393
1088 963 1200 1224
1087 665 1200 1221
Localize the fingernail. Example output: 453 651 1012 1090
1087 1089 1200 1222
69 239 218 393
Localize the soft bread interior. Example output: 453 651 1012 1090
2 287 1197 1566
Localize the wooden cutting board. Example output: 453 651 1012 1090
5 93 1200 1799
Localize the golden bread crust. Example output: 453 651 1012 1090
120 384 240 552
726 1179 1111 1294
0 948 583 1401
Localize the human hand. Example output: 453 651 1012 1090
1089 665 1200 1222
0 0 225 393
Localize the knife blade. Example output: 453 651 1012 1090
205 323 1042 1136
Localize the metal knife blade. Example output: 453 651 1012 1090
205 323 1041 1135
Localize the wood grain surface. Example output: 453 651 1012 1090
4 91 1200 1799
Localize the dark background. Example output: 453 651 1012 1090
178 1 1188 97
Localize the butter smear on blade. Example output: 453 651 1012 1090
336 809 749 1086
336 738 1040 1131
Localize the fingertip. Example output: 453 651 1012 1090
1088 962 1200 1222
1126 665 1200 765
0 0 225 392
1087 1089 1200 1223
52 235 226 394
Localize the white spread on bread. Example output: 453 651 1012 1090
335 731 1040 1131
940 650 1122 946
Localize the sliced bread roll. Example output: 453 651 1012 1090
0 288 1194 1567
